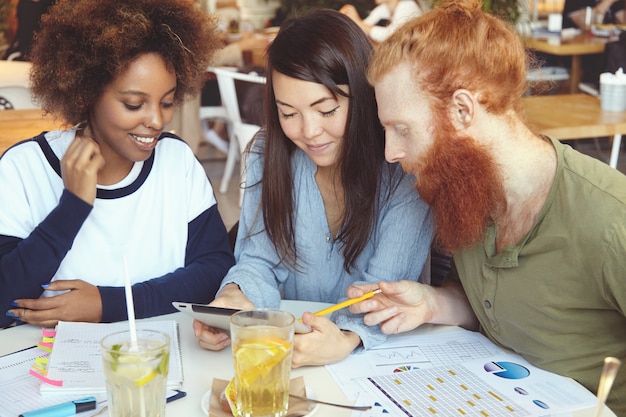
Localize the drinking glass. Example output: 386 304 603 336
230 309 295 417
101 330 170 417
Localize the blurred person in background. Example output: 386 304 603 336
3 0 56 61
340 0 423 43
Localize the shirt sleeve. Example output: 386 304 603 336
99 204 235 322
601 211 626 315
0 189 91 328
369 1 422 42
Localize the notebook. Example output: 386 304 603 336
35 320 183 396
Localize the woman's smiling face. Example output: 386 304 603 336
88 52 177 165
272 70 349 169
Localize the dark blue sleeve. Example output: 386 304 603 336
0 190 91 328
98 204 235 322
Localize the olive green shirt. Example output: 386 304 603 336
451 137 626 416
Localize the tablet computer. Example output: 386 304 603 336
172 302 313 334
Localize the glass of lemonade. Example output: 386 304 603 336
230 309 295 417
101 330 170 417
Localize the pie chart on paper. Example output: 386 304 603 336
483 361 530 379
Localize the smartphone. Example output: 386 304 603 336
172 302 313 334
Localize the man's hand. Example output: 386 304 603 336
347 280 435 334
348 280 479 333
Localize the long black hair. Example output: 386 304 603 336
258 9 397 272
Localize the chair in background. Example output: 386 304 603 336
212 66 266 206
199 103 231 154
200 69 232 155
0 61 37 110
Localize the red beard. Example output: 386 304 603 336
403 128 507 254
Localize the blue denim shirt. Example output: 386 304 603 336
220 135 433 350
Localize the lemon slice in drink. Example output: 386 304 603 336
113 363 157 386
112 350 168 387
235 338 291 386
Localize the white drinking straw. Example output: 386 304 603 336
123 256 138 349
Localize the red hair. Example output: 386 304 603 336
368 0 529 117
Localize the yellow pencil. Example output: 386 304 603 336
313 288 382 317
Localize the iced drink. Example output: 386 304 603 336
101 330 170 417
230 309 294 417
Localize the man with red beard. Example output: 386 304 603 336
347 0 626 415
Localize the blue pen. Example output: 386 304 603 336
19 396 97 417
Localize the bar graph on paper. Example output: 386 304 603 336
328 330 598 416
364 363 532 417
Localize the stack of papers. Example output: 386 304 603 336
39 320 183 395
0 347 107 416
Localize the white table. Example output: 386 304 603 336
0 310 353 417
0 312 616 417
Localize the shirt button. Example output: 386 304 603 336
483 300 492 309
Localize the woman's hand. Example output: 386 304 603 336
61 134 105 205
8 280 103 327
193 284 255 351
193 319 232 351
291 312 361 368
212 283 255 310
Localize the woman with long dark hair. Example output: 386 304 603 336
194 9 433 366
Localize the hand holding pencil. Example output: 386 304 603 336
297 288 381 324
312 288 382 317
347 280 456 336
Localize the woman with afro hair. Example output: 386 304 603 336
0 0 235 328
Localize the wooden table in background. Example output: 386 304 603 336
525 33 609 94
522 93 626 168
0 109 67 155
0 105 215 159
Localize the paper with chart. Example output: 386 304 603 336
326 326 506 398
325 327 597 417
354 353 597 417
